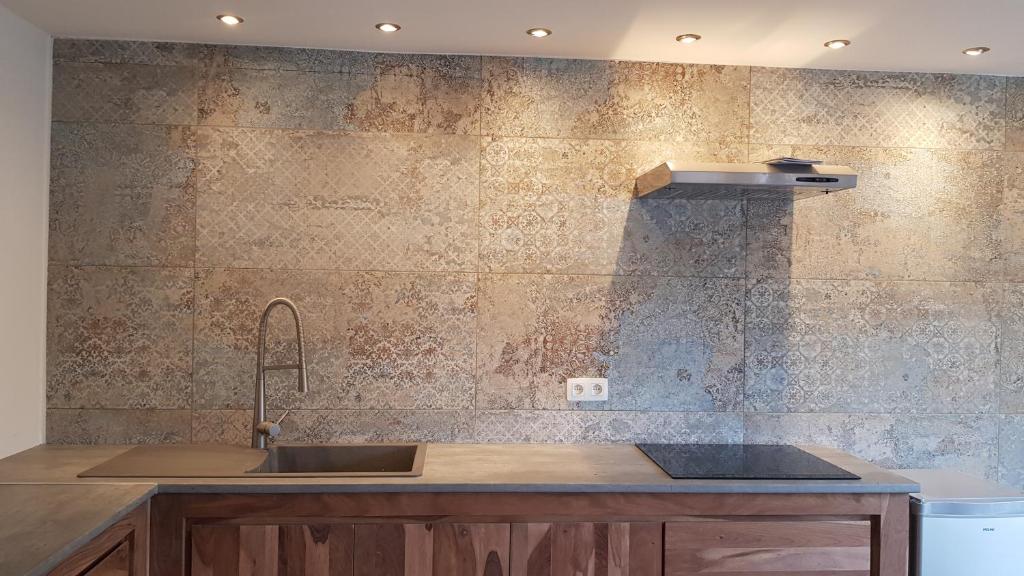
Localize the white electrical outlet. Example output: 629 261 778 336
567 377 609 402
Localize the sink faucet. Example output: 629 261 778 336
252 298 308 449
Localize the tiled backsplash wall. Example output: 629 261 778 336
45 39 1024 487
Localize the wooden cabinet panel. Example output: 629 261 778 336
49 502 148 576
510 522 661 576
433 524 509 576
83 540 130 576
665 520 871 576
353 523 431 576
191 524 353 576
191 522 509 576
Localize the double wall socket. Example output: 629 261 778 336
567 377 609 402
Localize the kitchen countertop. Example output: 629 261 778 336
0 443 918 494
0 443 918 576
0 483 155 576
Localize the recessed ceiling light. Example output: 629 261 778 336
675 34 702 44
375 22 401 33
824 39 851 50
216 14 243 26
962 46 991 56
526 28 552 38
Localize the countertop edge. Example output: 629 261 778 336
152 481 920 495
23 484 157 576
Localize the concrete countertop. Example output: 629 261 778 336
0 483 155 576
0 443 918 576
0 443 917 494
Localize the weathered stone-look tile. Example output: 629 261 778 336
209 45 481 77
53 39 209 66
52 63 199 125
47 266 194 409
480 137 745 276
998 415 1024 489
999 284 1024 413
195 128 478 271
194 269 476 410
192 410 251 446
475 411 742 443
1007 78 1024 152
744 413 999 479
750 68 1005 149
478 274 744 411
482 58 749 142
47 409 190 444
275 410 476 443
746 145 1008 282
198 67 480 133
745 279 999 414
49 123 196 266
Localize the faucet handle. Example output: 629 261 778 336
275 409 292 426
255 410 292 443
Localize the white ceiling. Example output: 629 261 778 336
3 0 1022 75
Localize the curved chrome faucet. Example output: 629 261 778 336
252 298 308 449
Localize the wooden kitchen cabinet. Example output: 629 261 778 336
153 492 907 576
191 522 510 576
664 519 872 575
511 522 661 576
48 502 148 576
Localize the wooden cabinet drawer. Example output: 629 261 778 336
665 520 871 575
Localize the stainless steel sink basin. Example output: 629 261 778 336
78 443 425 478
247 444 424 477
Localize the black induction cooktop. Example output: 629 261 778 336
635 444 860 480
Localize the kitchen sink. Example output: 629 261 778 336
247 444 424 477
77 443 425 478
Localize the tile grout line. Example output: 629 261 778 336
473 56 484 440
46 261 1024 287
48 116 1010 153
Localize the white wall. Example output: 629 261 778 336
0 3 51 458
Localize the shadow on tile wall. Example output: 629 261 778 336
42 39 1024 488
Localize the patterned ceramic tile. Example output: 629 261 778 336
1007 78 1024 152
477 274 744 411
47 409 190 444
482 57 749 142
480 137 745 276
49 123 196 266
192 410 251 446
47 265 194 409
996 153 1024 283
998 415 1024 489
193 268 476 410
745 279 999 414
999 284 1024 413
209 45 481 77
746 145 1009 282
52 62 199 125
474 411 742 443
744 413 999 479
198 67 480 133
194 128 478 271
53 39 209 66
750 67 1005 150
273 410 476 443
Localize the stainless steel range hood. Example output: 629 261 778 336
635 161 858 200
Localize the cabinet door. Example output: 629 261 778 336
192 524 353 576
664 520 871 575
191 522 510 576
510 522 662 576
83 540 130 576
354 523 509 576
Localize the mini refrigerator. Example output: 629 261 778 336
898 469 1024 576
